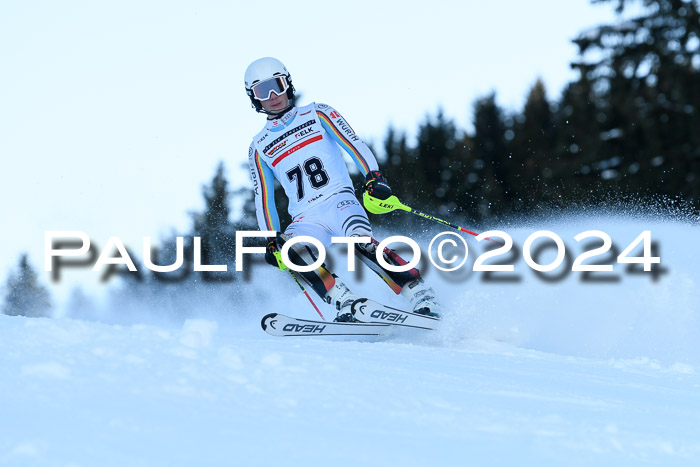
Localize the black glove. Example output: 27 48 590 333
363 170 393 200
264 238 285 269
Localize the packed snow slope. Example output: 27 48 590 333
2 213 699 466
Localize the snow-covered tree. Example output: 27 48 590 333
2 254 52 318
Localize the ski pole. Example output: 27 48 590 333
288 270 326 321
363 193 503 245
271 242 326 320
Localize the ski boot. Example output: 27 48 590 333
326 276 360 323
400 278 442 318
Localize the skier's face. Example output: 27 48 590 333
261 90 289 114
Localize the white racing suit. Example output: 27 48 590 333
248 102 436 312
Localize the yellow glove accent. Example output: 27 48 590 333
362 193 410 215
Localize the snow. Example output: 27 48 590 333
2 214 700 466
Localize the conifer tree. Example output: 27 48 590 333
555 66 604 198
513 79 559 208
572 0 700 203
191 162 236 281
414 110 467 215
2 254 52 318
471 93 510 220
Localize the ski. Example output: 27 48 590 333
261 313 393 337
351 298 440 329
261 303 438 337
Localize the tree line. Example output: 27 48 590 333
379 0 699 227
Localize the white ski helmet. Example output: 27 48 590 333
244 57 296 114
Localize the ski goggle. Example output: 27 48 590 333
250 76 289 101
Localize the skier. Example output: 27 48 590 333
245 57 441 322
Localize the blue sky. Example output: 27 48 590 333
0 0 632 304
